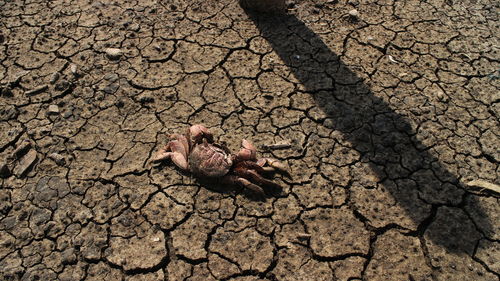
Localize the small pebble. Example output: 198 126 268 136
297 233 311 240
103 83 119 94
105 48 122 60
388 55 398 63
262 142 292 150
466 180 500 194
13 149 37 177
70 64 78 74
436 90 445 100
348 9 359 17
25 85 48 96
49 153 66 166
48 105 60 115
50 72 61 84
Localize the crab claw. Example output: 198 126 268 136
153 145 172 162
235 139 257 161
257 158 291 178
170 134 189 156
152 134 189 171
168 139 189 170
189 124 213 144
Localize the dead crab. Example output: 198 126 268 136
152 124 290 196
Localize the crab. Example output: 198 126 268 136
152 124 290 196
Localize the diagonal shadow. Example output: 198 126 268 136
245 11 494 254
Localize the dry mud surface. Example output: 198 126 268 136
0 0 499 280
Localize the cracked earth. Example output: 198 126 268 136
0 0 499 280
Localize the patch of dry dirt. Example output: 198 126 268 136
0 0 499 280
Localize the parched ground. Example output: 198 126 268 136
0 0 499 280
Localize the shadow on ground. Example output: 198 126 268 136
245 11 493 254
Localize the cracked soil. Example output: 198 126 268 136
0 0 499 280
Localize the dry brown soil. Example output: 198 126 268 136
0 0 499 280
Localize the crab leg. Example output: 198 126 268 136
256 158 291 178
234 160 266 174
246 169 283 190
221 175 265 196
234 139 257 162
237 178 265 196
234 166 283 191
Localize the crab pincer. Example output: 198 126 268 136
152 134 189 170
